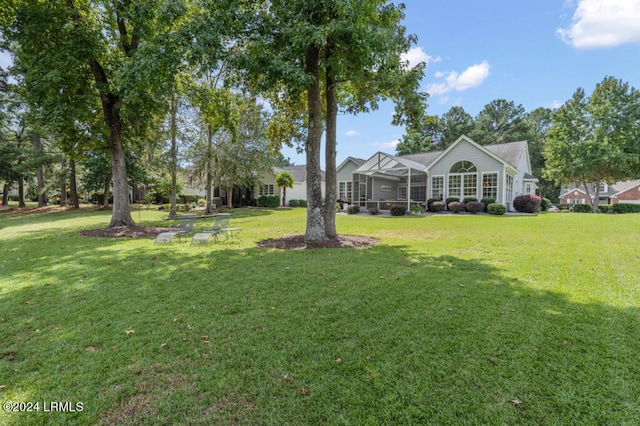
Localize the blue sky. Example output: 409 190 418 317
283 0 640 167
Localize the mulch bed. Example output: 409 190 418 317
79 226 378 250
257 234 379 250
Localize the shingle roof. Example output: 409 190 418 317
484 140 528 169
274 165 325 183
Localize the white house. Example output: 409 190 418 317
340 135 537 211
258 165 326 204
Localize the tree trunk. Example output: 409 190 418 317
304 44 326 242
2 183 8 206
227 186 233 208
168 93 179 220
69 159 79 208
32 135 47 208
324 55 338 238
103 174 110 209
205 125 215 215
102 96 135 227
282 187 287 207
18 178 26 207
60 159 67 207
580 175 594 211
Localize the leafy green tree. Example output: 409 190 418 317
276 171 295 207
544 77 640 210
2 0 200 227
241 0 426 241
471 99 532 145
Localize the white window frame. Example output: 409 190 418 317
259 184 274 196
431 175 444 200
505 174 514 202
338 181 352 201
482 172 499 200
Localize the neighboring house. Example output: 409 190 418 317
258 165 326 203
339 135 537 211
336 157 366 202
559 180 640 205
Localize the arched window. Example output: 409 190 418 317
450 161 477 173
448 160 478 200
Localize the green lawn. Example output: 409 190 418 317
1 207 639 425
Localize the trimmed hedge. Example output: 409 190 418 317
257 195 280 207
429 201 446 212
598 204 612 213
448 201 466 213
513 194 541 213
446 197 459 206
572 204 592 213
487 203 506 215
288 199 300 207
463 197 478 203
390 204 407 216
612 203 640 214
427 198 442 210
347 204 360 214
466 201 485 214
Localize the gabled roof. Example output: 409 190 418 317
274 165 325 183
354 151 426 177
425 135 528 172
562 179 640 197
484 140 529 169
337 156 366 171
612 179 640 195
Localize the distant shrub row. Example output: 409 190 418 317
256 195 280 208
288 199 307 207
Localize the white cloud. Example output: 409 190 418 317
401 47 441 70
374 139 400 150
345 130 360 137
426 61 490 96
558 0 640 48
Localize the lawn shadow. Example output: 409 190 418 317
1 237 639 424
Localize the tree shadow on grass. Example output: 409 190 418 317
0 237 639 425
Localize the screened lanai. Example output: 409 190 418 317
352 152 428 211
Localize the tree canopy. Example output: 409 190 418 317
544 76 640 209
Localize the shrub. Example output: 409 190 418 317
297 199 307 207
257 195 280 207
480 198 496 212
466 201 485 214
197 198 206 206
572 204 592 213
429 201 446 212
410 205 423 215
183 204 191 212
540 197 551 211
288 199 300 207
427 198 441 210
513 194 541 213
598 204 612 213
446 197 459 206
390 204 407 216
487 203 506 215
448 201 466 213
368 207 379 215
611 203 640 214
347 204 360 214
558 204 571 210
463 197 478 203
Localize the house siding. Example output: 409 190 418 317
428 139 505 202
614 185 640 204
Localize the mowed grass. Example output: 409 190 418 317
1 207 639 425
